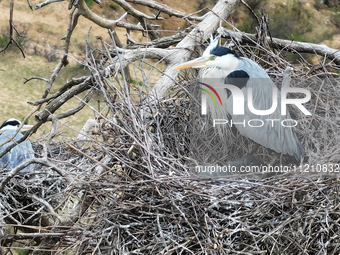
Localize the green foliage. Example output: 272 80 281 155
292 0 300 13
306 9 312 19
237 21 253 33
16 36 25 47
0 33 25 49
321 30 334 41
269 1 313 42
0 34 9 48
17 249 31 255
236 0 268 33
109 3 120 10
85 0 94 9
245 0 268 10
330 8 340 28
130 79 143 86
196 0 215 11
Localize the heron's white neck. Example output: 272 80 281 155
204 54 240 76
0 126 18 132
218 54 240 73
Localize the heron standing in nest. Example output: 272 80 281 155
174 35 305 163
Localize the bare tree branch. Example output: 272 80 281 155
24 76 49 83
35 0 65 10
116 20 145 31
124 27 191 49
151 0 239 98
219 27 340 65
26 0 33 10
112 0 161 39
113 0 165 20
38 62 65 107
46 88 94 121
0 0 25 56
125 0 204 21
62 7 80 65
107 47 171 73
77 0 140 31
27 76 88 106
35 78 92 122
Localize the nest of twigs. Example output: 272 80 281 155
1 37 340 254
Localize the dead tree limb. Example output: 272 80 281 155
0 0 25 57
151 0 239 98
35 78 93 122
34 0 64 10
27 76 89 106
125 0 205 21
113 0 165 20
112 0 161 39
219 27 340 65
46 88 94 121
124 27 191 49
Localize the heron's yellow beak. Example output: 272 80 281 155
21 124 34 131
173 56 210 69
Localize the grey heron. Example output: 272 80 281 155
0 118 35 172
174 35 304 162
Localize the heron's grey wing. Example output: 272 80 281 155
0 132 13 170
13 138 35 172
229 73 304 161
203 57 304 161
0 131 35 172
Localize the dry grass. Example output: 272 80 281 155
0 51 96 141
0 50 165 144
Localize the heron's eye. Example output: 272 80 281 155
210 55 217 60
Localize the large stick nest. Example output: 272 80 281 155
1 37 340 254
